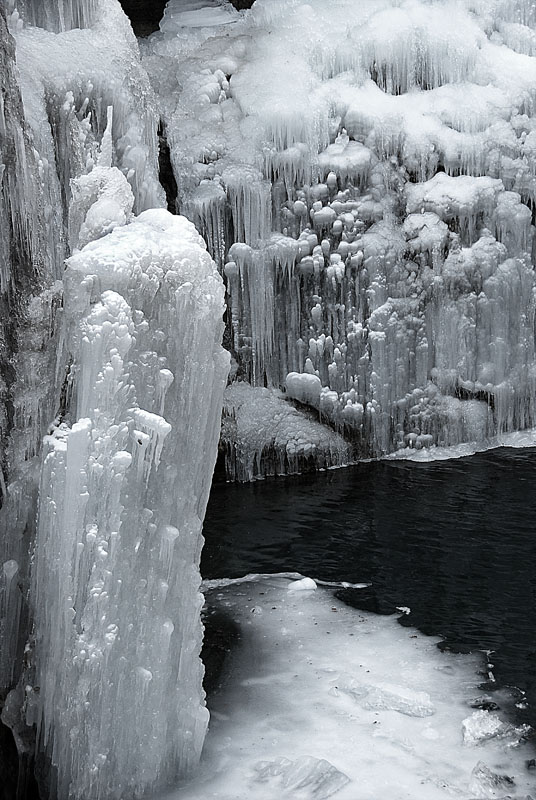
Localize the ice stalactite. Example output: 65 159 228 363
142 0 536 477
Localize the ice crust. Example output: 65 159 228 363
158 575 535 800
142 0 536 476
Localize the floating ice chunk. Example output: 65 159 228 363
337 677 436 718
254 755 350 799
468 761 516 799
462 710 527 745
287 577 317 594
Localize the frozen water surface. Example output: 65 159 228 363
156 575 535 800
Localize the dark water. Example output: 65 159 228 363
202 447 536 729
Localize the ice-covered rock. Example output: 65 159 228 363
221 382 349 481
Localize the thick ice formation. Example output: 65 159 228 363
160 575 535 800
0 3 229 797
27 207 228 799
222 382 349 481
0 0 166 709
143 0 536 472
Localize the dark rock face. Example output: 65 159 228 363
118 0 256 36
118 0 168 36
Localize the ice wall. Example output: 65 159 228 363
143 0 536 473
0 0 164 699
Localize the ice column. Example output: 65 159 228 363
28 208 229 800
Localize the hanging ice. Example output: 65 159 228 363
142 0 536 475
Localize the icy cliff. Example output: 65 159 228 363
143 0 536 475
0 2 228 797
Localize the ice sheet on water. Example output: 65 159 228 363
155 575 535 800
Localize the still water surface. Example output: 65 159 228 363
202 447 536 728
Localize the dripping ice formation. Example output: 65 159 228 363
0 2 228 798
142 0 536 477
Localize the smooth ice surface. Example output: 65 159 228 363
142 0 536 475
27 203 229 800
156 575 535 800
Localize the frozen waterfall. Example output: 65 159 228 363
1 0 536 796
142 0 536 478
